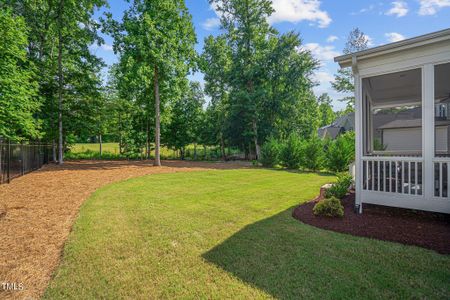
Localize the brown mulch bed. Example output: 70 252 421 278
0 160 250 300
293 192 450 255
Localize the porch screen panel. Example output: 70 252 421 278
434 62 450 199
434 62 450 158
362 68 422 156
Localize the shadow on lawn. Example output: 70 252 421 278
202 207 449 299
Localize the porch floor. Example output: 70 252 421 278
293 192 450 254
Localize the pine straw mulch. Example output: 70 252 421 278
293 192 450 255
0 160 250 300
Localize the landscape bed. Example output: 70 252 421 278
293 192 450 254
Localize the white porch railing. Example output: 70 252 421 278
433 158 450 198
362 156 423 196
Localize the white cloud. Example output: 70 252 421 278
90 43 113 52
326 35 338 43
364 34 375 47
313 70 334 84
101 43 113 52
385 32 406 42
269 0 332 28
351 4 376 15
418 0 450 15
210 0 331 28
300 43 340 64
202 18 221 31
386 1 409 17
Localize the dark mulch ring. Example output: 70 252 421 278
292 192 450 254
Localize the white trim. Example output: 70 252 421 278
335 28 450 67
423 64 435 201
359 53 450 78
354 57 363 213
362 190 450 213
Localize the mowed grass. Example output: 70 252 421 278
71 143 121 154
68 143 229 160
44 169 450 299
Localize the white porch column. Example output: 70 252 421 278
423 64 435 200
353 56 363 213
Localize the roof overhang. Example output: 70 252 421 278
334 28 450 68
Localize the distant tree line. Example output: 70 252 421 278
1 0 367 166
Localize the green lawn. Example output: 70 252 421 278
68 143 232 160
44 169 450 299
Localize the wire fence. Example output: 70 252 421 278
0 139 54 184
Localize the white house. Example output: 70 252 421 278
334 28 450 214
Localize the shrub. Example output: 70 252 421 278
325 172 353 199
325 131 355 172
301 136 324 171
280 133 303 169
260 137 281 167
313 197 344 217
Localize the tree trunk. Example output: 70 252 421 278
57 0 64 164
220 133 226 161
146 114 150 160
52 140 56 162
194 143 197 160
203 145 207 160
118 112 123 155
99 134 102 158
153 65 161 166
252 119 261 160
180 148 185 160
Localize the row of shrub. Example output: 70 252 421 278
259 131 355 172
313 173 353 218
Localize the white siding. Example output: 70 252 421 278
382 126 448 152
383 128 422 152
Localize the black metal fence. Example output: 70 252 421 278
0 139 53 184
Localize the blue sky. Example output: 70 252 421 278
92 0 450 110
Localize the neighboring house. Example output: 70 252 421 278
334 28 450 214
318 113 354 139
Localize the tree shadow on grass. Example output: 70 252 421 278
202 207 449 299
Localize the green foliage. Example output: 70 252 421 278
165 81 205 159
313 197 344 218
0 9 39 139
259 137 281 167
325 131 355 172
317 93 336 127
301 136 323 171
325 173 353 199
332 28 369 110
280 134 303 169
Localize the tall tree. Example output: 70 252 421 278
332 28 369 110
165 81 205 159
201 35 232 159
0 9 39 140
5 0 107 162
211 0 275 159
317 93 336 127
106 0 197 166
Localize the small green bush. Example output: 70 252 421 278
301 136 324 171
325 172 353 199
313 197 344 217
280 133 303 169
260 137 281 167
324 131 355 172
